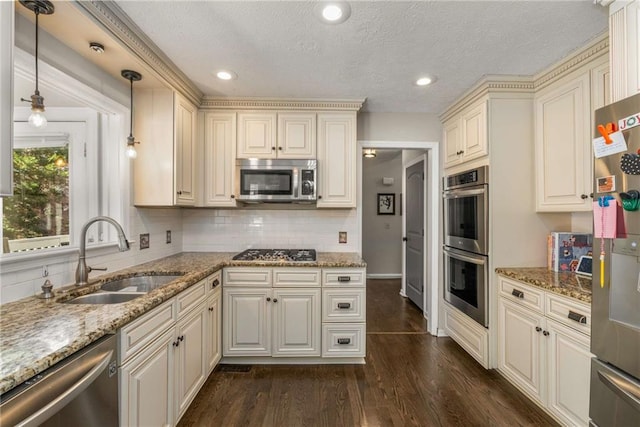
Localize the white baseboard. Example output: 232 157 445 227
366 273 402 279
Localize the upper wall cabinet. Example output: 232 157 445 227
610 0 640 100
202 111 237 207
443 101 488 169
317 112 357 208
133 89 197 206
0 1 13 197
237 112 316 159
534 54 609 212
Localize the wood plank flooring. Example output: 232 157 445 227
178 279 557 427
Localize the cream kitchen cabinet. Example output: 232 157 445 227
443 101 488 169
237 112 316 159
133 88 197 206
205 272 222 374
223 267 322 357
610 0 640 100
534 55 609 212
0 0 13 196
202 111 237 207
317 112 357 208
497 276 592 426
119 274 219 427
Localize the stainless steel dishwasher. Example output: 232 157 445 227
0 334 118 427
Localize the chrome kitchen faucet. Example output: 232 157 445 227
75 216 130 286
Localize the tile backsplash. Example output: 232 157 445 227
182 208 359 252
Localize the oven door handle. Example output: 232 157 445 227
597 369 640 413
443 188 486 199
443 247 486 266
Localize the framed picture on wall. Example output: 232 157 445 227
377 193 395 215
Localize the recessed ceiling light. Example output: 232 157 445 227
216 70 237 80
316 2 351 24
89 42 104 53
416 77 433 86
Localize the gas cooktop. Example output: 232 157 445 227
232 249 317 262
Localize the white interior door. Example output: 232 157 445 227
404 159 425 310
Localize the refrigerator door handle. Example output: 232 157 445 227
597 369 640 413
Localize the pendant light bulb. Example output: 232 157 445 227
125 142 138 159
28 111 47 128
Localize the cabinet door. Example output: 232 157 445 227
610 1 640 100
443 118 461 169
277 112 316 158
120 329 175 427
203 112 237 207
237 112 277 158
175 303 207 421
535 72 592 211
206 286 222 374
461 102 488 162
223 288 272 356
498 298 546 404
317 112 357 208
546 319 592 427
175 93 197 206
0 0 13 196
272 288 321 356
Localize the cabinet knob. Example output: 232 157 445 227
266 297 271 302
173 340 179 347
543 331 550 337
580 194 588 199
318 195 322 199
535 326 542 332
272 147 276 151
209 307 214 312
273 298 278 303
177 191 183 195
212 279 220 288
278 147 283 151
179 335 185 341
230 194 235 199
590 193 594 198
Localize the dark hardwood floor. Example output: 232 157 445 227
178 279 557 427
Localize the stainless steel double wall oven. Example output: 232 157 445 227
443 166 489 327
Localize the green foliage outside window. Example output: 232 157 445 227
2 147 70 240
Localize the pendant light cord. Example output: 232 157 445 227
34 8 39 95
129 78 134 138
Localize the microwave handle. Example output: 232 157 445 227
293 169 299 199
443 188 486 199
444 247 486 266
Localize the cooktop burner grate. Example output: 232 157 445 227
232 249 316 262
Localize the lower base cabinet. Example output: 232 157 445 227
119 271 222 427
497 276 592 426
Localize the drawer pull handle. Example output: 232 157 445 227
511 289 524 299
337 276 351 282
337 338 351 345
337 302 351 309
568 310 587 324
212 279 220 288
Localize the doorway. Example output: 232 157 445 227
357 140 440 336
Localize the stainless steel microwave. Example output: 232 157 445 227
235 159 317 203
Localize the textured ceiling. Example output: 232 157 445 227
114 1 608 113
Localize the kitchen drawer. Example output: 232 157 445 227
177 279 207 318
498 277 544 314
322 269 365 287
322 289 365 322
545 293 591 336
273 268 321 287
322 323 366 357
206 270 222 296
224 268 272 287
119 298 176 362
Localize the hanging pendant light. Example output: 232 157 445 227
121 70 143 159
19 0 55 128
363 148 377 158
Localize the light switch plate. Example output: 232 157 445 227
166 230 171 244
139 233 150 250
339 231 347 244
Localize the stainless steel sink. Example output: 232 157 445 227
100 274 183 293
64 292 143 304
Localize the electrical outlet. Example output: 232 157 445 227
166 230 172 244
139 233 150 250
42 265 49 277
339 231 347 244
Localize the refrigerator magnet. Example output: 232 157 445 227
597 175 616 193
593 131 627 158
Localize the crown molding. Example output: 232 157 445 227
71 0 203 107
533 32 609 91
201 97 366 111
440 76 534 122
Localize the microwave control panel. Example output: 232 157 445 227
301 170 315 196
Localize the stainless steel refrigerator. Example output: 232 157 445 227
590 92 640 426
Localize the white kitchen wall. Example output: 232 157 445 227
182 208 357 252
0 208 183 304
362 151 403 276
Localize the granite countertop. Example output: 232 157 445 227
495 267 592 304
0 251 365 395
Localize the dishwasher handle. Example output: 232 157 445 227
17 349 114 427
